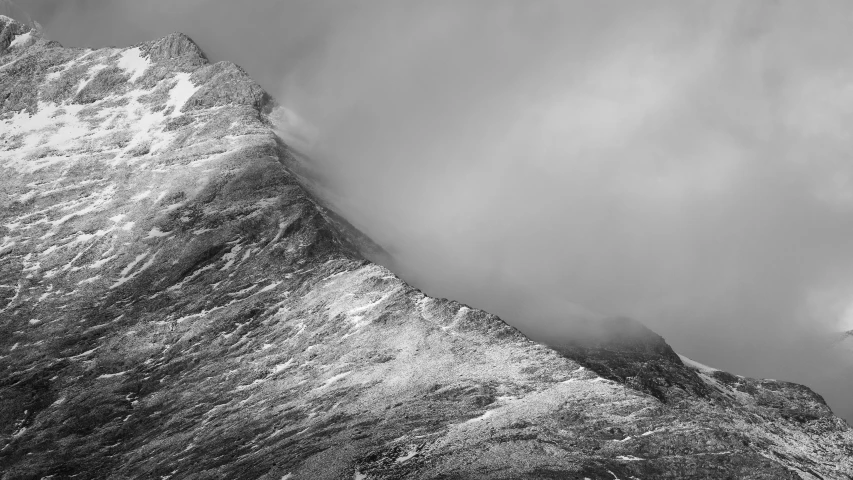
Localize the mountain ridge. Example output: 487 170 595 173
1 18 852 479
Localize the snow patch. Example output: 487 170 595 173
111 250 158 289
395 445 419 463
167 73 199 115
465 409 498 424
271 359 294 374
145 227 171 239
69 347 98 359
9 31 32 49
235 378 266 391
117 47 150 82
131 190 151 201
119 251 149 277
0 102 93 173
220 244 243 270
257 281 281 294
90 253 119 269
316 371 351 390
678 354 719 373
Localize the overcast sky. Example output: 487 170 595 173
11 0 853 421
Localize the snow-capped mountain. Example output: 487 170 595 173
1 16 852 479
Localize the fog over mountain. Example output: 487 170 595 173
12 0 853 423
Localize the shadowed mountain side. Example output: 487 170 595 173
0 18 852 479
278 143 395 268
549 317 710 403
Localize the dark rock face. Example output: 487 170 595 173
1 18 852 479
551 317 710 403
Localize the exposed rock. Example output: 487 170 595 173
1 17 852 480
0 14 27 54
551 317 710 403
140 32 208 68
184 61 271 113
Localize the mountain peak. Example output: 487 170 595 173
0 11 37 55
1 21 852 480
0 0 34 27
142 31 208 67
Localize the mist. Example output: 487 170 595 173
12 0 853 421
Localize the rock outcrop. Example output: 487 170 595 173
1 18 852 479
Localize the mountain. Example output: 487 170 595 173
1 16 852 479
0 1 33 30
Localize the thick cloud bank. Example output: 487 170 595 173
14 0 853 421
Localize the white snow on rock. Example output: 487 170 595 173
145 227 172 239
76 63 108 93
0 103 91 173
395 445 419 463
119 252 149 278
257 281 281 294
167 73 199 115
219 244 243 270
111 250 158 289
616 455 644 461
464 409 498 424
117 47 150 83
315 371 351 391
131 190 151 201
9 31 32 49
271 359 294 375
678 354 719 373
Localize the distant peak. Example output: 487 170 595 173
0 9 40 54
0 0 36 30
141 32 208 67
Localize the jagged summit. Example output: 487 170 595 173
0 0 35 29
1 21 852 480
143 32 208 65
550 317 711 403
0 12 35 54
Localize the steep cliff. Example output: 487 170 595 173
1 18 851 479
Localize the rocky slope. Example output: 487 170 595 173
1 17 852 479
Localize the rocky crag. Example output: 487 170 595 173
1 17 852 479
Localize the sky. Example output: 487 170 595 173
10 0 853 421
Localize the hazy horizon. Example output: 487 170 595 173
11 0 853 422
